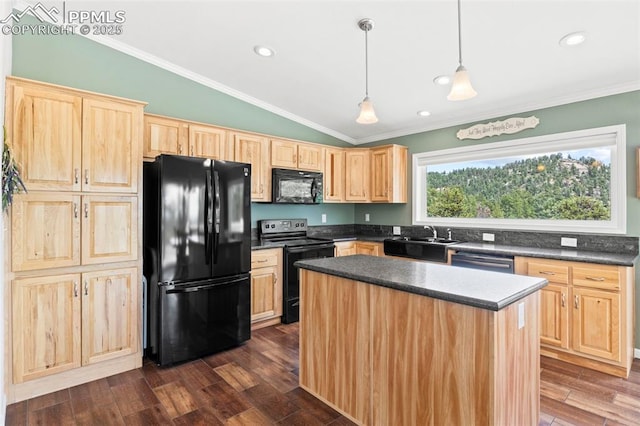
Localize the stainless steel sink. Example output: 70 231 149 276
383 237 460 263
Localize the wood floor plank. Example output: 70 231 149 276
195 381 252 420
252 362 299 393
27 401 75 425
226 407 275 425
285 388 343 424
172 405 225 426
564 390 640 425
5 401 27 426
541 368 617 401
69 377 115 415
214 362 259 392
153 380 200 419
73 402 125 426
26 389 70 412
540 380 571 401
120 403 173 425
110 377 160 417
540 395 606 425
242 382 300 422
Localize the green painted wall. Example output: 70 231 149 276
10 19 355 227
356 91 640 234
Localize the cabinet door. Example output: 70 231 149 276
189 124 232 160
81 196 138 265
346 150 370 202
234 132 270 201
82 98 142 193
355 242 380 256
251 266 281 322
143 114 188 157
7 81 82 191
82 268 138 365
572 287 620 362
370 147 391 202
297 143 323 171
11 193 81 271
540 284 569 349
334 241 356 257
12 274 81 383
324 148 345 202
271 139 298 169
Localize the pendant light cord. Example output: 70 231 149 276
457 0 462 66
364 27 369 97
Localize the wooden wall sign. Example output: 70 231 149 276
457 116 540 140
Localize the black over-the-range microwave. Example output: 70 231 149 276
272 168 323 204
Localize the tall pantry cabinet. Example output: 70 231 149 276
4 77 145 403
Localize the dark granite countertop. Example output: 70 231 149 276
451 242 637 267
295 255 547 311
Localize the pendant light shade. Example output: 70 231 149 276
448 0 477 101
356 18 378 124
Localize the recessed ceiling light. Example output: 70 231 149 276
433 75 451 86
559 32 586 47
253 45 275 57
417 110 431 117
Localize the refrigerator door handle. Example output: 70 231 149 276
204 169 213 264
165 275 248 294
213 169 221 264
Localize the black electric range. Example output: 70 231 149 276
258 219 335 323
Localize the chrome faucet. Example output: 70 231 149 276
424 225 437 240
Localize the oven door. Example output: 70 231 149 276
283 243 334 323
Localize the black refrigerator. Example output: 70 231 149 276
143 155 251 366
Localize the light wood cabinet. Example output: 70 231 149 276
250 248 283 328
345 149 370 202
355 241 382 256
143 114 233 161
188 124 232 160
370 145 407 203
81 196 138 265
515 256 634 377
12 268 138 383
81 268 138 365
234 132 270 202
7 79 141 194
323 147 345 202
5 78 144 402
334 241 356 257
81 98 140 193
12 274 82 383
271 139 323 171
144 114 188 157
11 193 81 272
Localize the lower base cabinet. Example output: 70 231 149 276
515 256 633 377
12 268 138 384
250 248 283 328
334 241 384 257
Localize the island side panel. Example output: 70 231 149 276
493 292 540 426
299 269 371 425
370 285 492 425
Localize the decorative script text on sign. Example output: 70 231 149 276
457 116 540 140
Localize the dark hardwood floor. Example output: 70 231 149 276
6 322 640 425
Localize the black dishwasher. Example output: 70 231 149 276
450 251 515 274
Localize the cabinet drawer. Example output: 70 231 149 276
573 265 620 290
525 261 569 284
251 249 280 269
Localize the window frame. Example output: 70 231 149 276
412 124 627 234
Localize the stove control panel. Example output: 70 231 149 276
259 218 308 235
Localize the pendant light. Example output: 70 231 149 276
356 18 378 124
447 0 477 101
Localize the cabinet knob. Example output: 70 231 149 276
585 276 605 282
190 146 194 156
74 282 78 297
73 203 78 219
539 271 556 276
179 143 183 154
74 168 79 184
84 281 88 296
84 203 89 218
574 295 579 309
84 169 89 185
561 293 565 307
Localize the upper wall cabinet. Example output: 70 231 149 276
323 147 345 202
345 149 371 202
6 78 142 194
234 132 270 202
271 139 323 171
143 114 233 161
370 145 407 203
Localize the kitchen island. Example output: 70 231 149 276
296 255 548 425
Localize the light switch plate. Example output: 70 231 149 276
393 226 401 235
482 233 495 242
321 214 327 223
561 237 577 247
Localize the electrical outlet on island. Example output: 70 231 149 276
482 233 495 242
